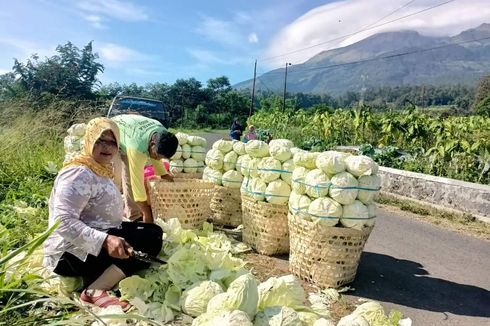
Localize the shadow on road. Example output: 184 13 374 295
351 252 490 318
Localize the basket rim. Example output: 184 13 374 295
288 210 373 235
241 194 289 210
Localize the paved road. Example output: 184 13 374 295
197 132 490 325
347 207 490 326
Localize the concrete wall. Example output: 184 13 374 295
378 167 490 222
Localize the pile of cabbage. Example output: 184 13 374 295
170 132 207 174
203 139 246 189
63 123 86 163
108 218 347 325
239 140 297 205
98 220 411 325
289 150 381 230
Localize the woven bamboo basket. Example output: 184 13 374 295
210 186 242 227
173 172 203 179
288 211 373 288
241 195 289 255
149 178 214 229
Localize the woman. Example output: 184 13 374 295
43 117 163 310
243 125 258 143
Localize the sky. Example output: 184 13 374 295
0 0 489 86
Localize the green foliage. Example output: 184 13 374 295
250 107 490 184
11 42 103 101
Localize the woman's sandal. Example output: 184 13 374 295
80 289 130 311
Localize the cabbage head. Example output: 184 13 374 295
249 178 267 202
257 274 305 311
191 146 206 161
193 309 252 326
233 141 247 155
345 155 378 177
281 159 294 185
269 139 293 162
224 151 239 171
297 311 321 326
175 132 188 145
170 159 184 174
238 155 252 177
341 200 369 230
291 167 311 195
182 144 192 159
254 306 301 326
258 157 282 183
357 175 381 204
288 191 311 215
213 139 234 153
245 140 270 158
265 180 291 205
241 177 251 196
207 274 258 320
197 161 205 173
184 158 198 173
313 318 335 326
337 314 369 326
223 170 243 189
293 151 318 169
308 198 342 227
316 151 346 175
188 135 207 147
67 123 86 137
249 158 261 178
181 280 224 317
290 147 302 155
329 172 359 205
304 169 330 198
203 167 222 186
205 149 224 170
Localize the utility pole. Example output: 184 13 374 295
282 62 291 112
249 59 257 117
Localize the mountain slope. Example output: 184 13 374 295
234 24 490 94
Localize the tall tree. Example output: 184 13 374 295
12 42 103 100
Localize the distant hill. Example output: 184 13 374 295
234 23 490 94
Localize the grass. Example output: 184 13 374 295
377 194 490 240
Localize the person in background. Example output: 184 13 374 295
243 125 258 143
229 117 244 141
44 117 163 310
112 114 178 223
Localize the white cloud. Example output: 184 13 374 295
83 15 106 29
76 0 148 22
98 43 148 64
187 48 250 66
0 37 55 59
264 0 490 67
248 33 259 44
195 16 240 46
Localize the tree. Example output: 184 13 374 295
12 41 103 100
474 75 490 116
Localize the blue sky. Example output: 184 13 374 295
1 0 489 86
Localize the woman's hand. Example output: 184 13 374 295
103 235 131 259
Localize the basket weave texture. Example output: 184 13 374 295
288 212 373 288
173 172 203 179
149 178 214 229
210 186 242 227
241 195 289 255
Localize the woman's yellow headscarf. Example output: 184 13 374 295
64 117 120 179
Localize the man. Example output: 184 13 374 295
112 114 178 223
229 117 243 141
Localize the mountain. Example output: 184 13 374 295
234 24 490 94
